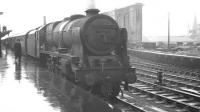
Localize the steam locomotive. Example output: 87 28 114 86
3 9 136 97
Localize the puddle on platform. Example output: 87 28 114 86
0 50 119 112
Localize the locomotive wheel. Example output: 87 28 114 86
90 83 101 95
40 53 47 66
111 82 121 97
47 58 52 71
101 82 120 98
54 65 60 74
65 63 75 82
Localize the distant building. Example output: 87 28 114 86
189 16 200 41
103 3 143 44
143 35 193 43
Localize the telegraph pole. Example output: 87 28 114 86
168 12 170 50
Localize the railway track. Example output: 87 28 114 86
130 57 200 94
132 60 200 78
117 56 200 111
135 67 200 91
112 96 148 112
111 90 175 112
130 57 200 76
127 79 200 112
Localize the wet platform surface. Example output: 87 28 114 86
0 50 119 112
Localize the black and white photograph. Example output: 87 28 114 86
0 0 200 112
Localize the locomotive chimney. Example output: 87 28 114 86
85 9 100 16
85 0 99 16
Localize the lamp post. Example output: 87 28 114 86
0 12 3 57
0 29 11 57
0 12 12 57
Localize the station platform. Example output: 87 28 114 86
0 49 120 112
129 48 200 68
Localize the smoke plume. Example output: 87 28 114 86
87 0 96 9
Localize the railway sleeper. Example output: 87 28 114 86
138 67 200 84
138 71 200 91
116 94 148 112
135 82 200 111
164 102 177 108
134 62 200 83
174 107 189 112
140 79 200 101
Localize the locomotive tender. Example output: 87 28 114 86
4 9 136 97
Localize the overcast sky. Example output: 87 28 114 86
0 0 200 36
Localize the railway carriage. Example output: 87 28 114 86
4 34 26 55
26 29 38 57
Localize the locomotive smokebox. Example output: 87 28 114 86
85 9 100 16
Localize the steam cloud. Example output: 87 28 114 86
87 0 96 9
